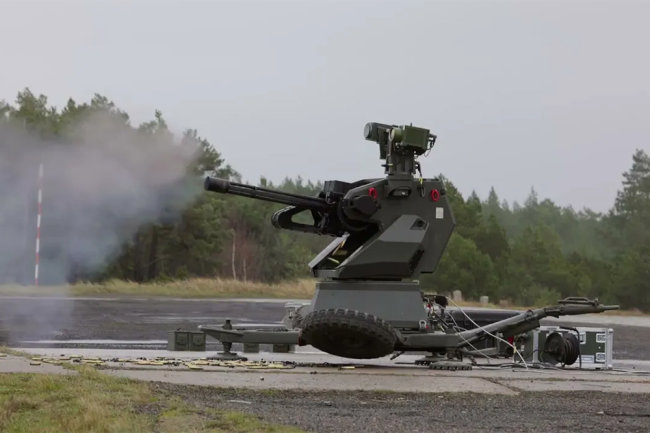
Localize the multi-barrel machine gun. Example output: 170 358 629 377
201 123 617 361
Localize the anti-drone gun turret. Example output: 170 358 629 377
201 123 618 360
205 123 453 282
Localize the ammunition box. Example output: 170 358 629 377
168 330 206 351
189 332 206 351
243 343 260 353
272 344 295 353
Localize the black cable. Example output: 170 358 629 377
560 326 582 369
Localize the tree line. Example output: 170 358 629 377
1 90 648 311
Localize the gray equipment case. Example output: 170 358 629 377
517 325 614 369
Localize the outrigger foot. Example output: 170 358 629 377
414 352 446 366
208 351 247 361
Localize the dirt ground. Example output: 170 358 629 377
153 384 650 433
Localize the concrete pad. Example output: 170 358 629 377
105 368 518 395
19 347 214 360
504 379 650 393
0 355 74 375
18 347 650 373
11 347 650 396
464 367 650 383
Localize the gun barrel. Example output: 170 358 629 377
204 177 330 211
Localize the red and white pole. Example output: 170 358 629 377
34 163 43 286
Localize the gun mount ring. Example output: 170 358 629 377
300 308 397 359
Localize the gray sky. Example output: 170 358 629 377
1 0 648 212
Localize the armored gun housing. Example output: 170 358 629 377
202 123 617 360
204 123 453 282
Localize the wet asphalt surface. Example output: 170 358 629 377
1 296 649 433
1 296 648 360
0 296 284 346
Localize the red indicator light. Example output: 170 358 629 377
368 187 378 199
431 189 440 202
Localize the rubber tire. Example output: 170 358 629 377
300 308 396 359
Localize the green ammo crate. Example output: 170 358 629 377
189 332 206 351
168 330 206 351
243 343 260 353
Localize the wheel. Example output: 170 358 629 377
300 308 396 359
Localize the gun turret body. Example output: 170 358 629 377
204 123 455 282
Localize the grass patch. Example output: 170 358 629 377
0 278 315 300
0 368 151 433
0 347 29 357
0 368 306 433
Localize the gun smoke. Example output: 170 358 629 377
0 112 202 285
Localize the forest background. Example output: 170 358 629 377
1 90 648 311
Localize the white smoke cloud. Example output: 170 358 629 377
0 110 201 284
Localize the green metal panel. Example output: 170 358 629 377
189 332 206 351
400 125 430 152
168 331 189 351
577 328 612 366
272 344 295 353
243 343 260 353
168 330 206 351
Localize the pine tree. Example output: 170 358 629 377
614 149 650 220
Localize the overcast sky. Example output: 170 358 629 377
1 0 648 212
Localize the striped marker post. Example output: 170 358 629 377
34 163 43 286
